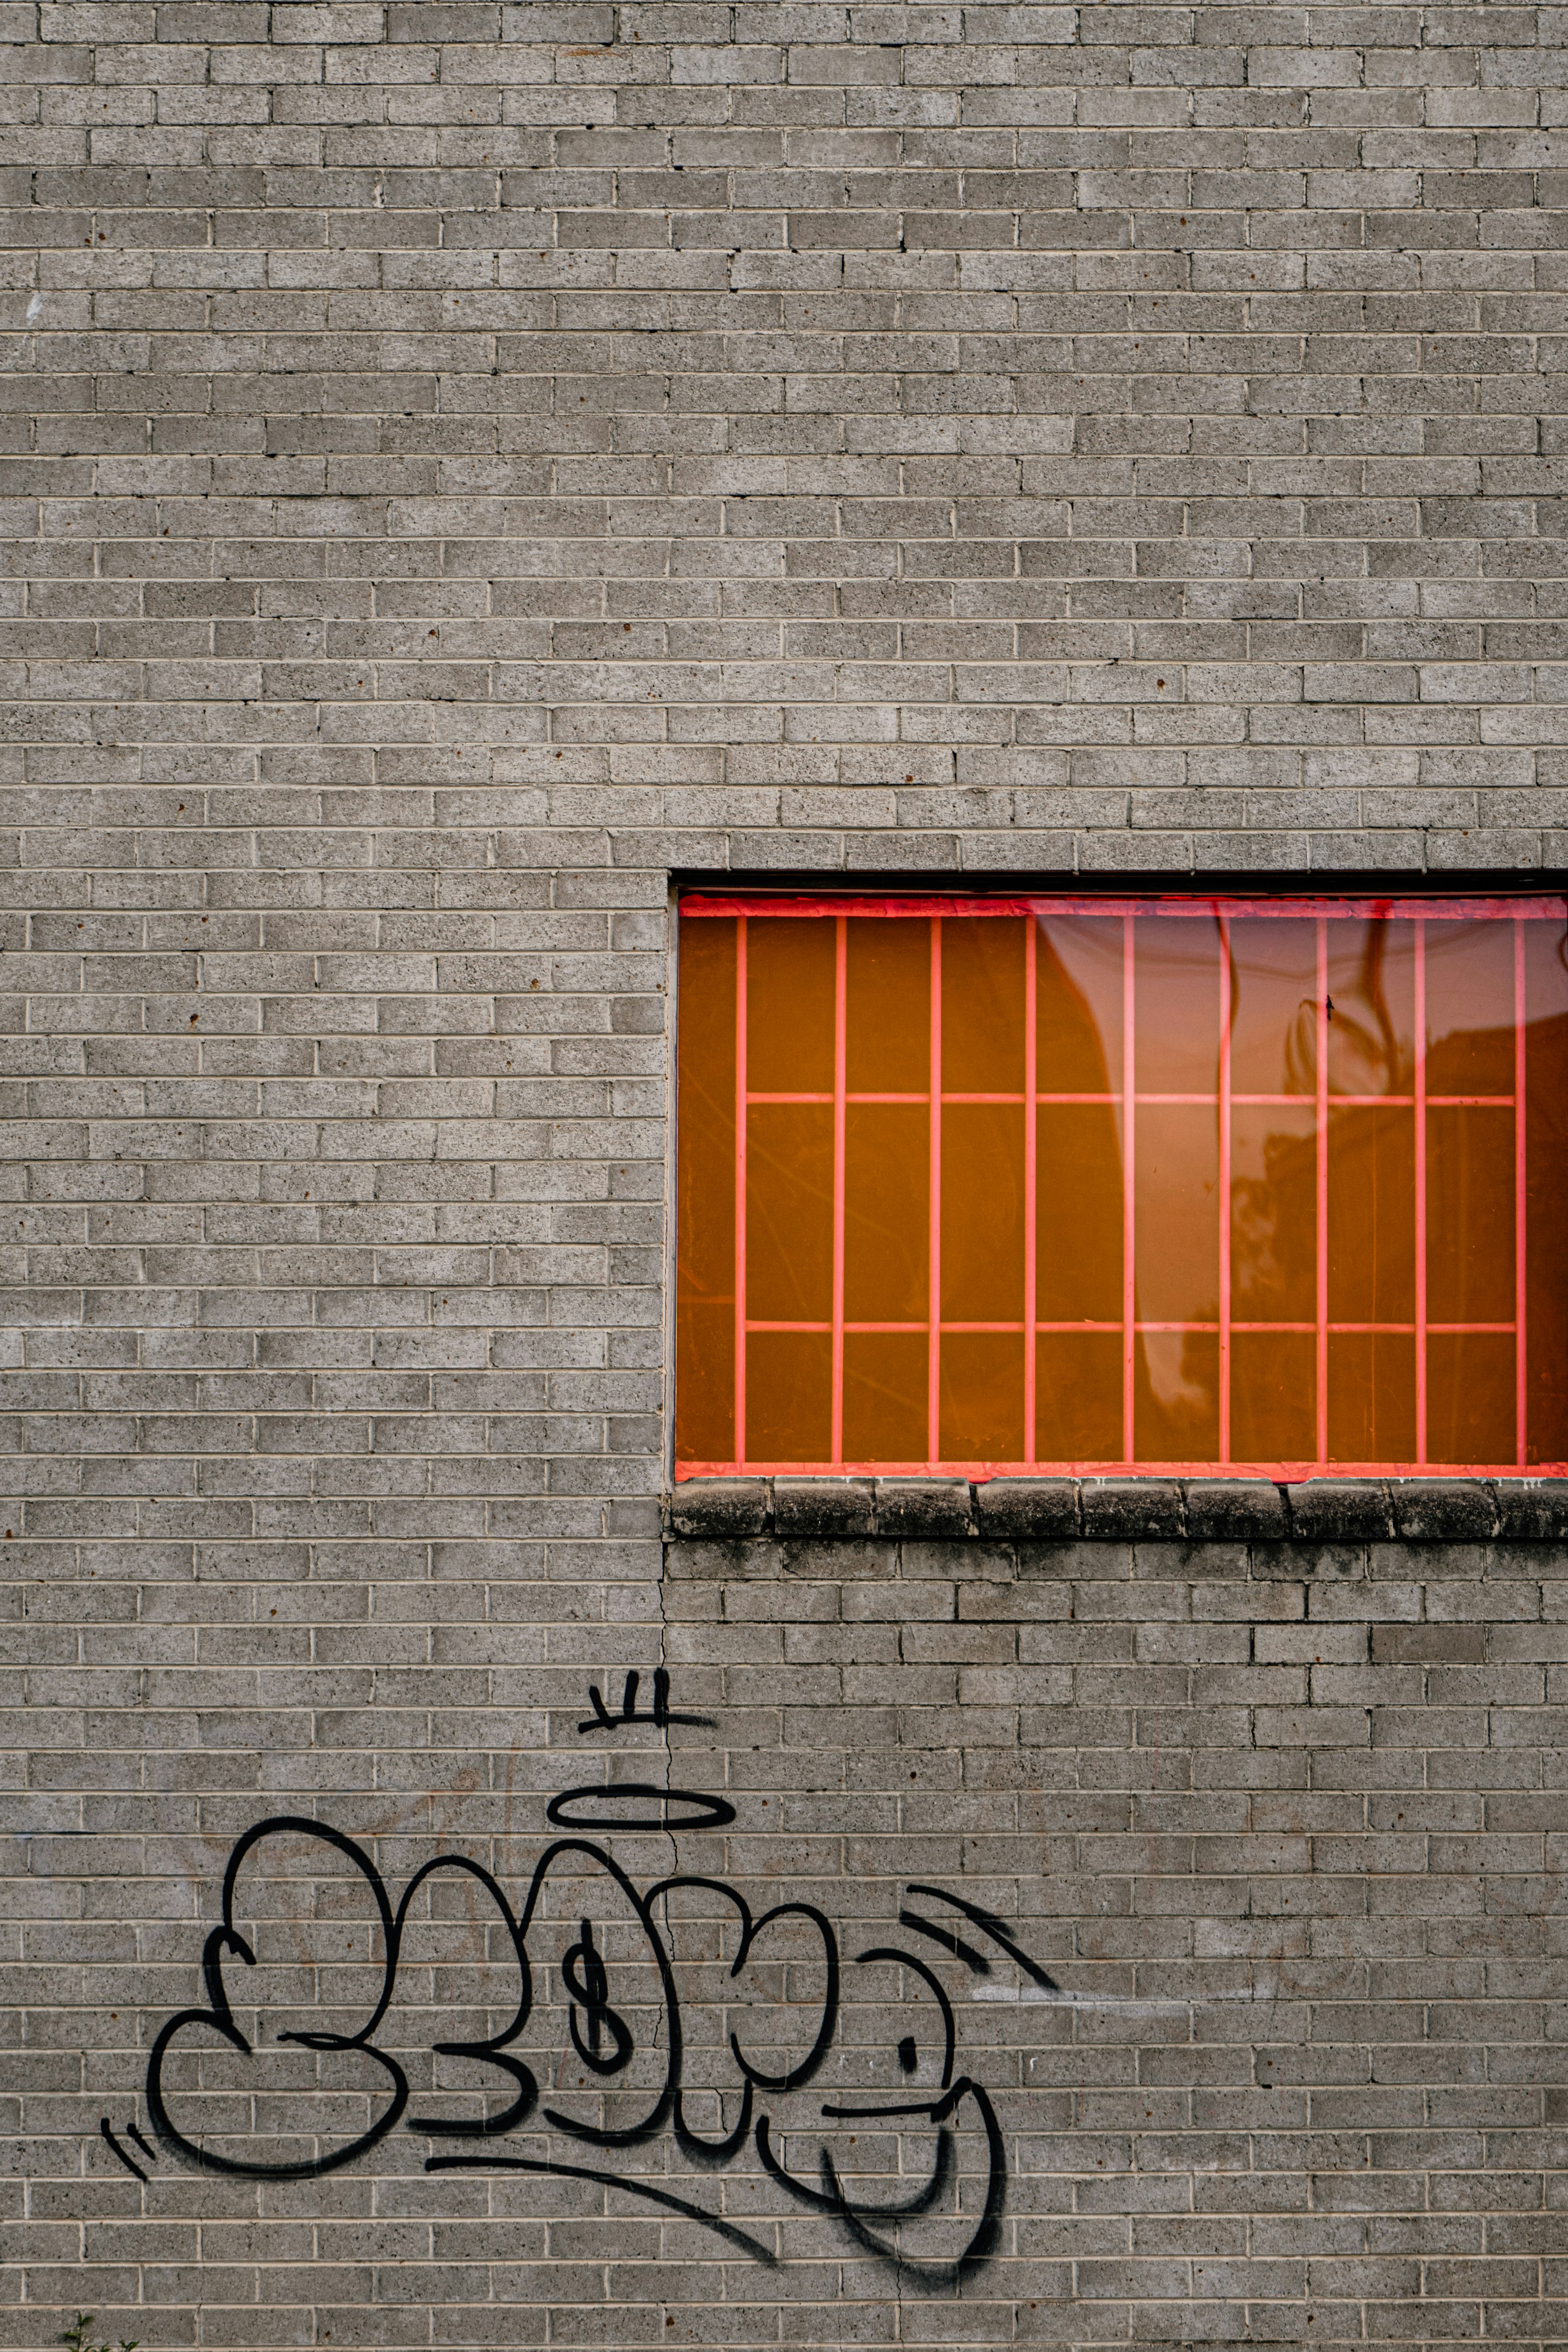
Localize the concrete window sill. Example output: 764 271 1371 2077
666 1475 1568 1545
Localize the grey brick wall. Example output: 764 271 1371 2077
5 1 1568 2346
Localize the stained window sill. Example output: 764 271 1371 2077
666 1475 1568 1545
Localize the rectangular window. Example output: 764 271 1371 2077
675 893 1568 1479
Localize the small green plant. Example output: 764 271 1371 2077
58 2316 139 2352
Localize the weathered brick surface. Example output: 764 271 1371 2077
3 0 1568 2345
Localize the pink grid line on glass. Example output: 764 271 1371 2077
1316 914 1329 1468
684 892 1568 924
1122 912 1136 1463
928 916 943 1466
747 1090 1512 1106
1516 916 1529 1464
733 911 748 1465
746 1321 1517 1339
704 896 1563 1480
1218 912 1233 1467
830 914 847 1468
1024 914 1038 1471
1415 915 1428 1467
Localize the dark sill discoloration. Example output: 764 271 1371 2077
667 1475 1568 1545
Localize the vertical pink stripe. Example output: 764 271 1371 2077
1024 915 1038 1470
1515 916 1528 1468
1414 916 1427 1468
831 915 848 1466
1122 913 1136 1465
735 914 748 1469
1316 915 1329 1468
928 917 943 1468
1218 914 1232 1466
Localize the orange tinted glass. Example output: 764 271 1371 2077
674 915 735 1466
676 896 1568 1477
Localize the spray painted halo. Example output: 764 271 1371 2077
544 1782 736 1831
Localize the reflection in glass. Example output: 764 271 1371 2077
676 899 1568 1475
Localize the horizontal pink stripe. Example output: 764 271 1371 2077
746 1318 1518 1336
678 1457 1568 1479
745 1089 1517 1108
683 892 1568 924
748 1090 1028 1104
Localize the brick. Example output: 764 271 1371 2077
973 1476 1079 1541
665 1477 769 1539
4 5 1568 2345
1494 1481 1568 1543
872 1475 973 1539
1389 1479 1498 1542
1287 1480 1396 1544
1184 1478 1289 1543
771 1477 875 1538
1080 1477 1185 1541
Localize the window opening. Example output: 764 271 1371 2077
675 894 1568 1479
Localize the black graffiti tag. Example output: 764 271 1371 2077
562 1920 635 2076
106 1684 1060 2289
